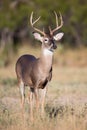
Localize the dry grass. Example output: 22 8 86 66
0 45 87 130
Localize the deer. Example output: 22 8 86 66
15 11 64 120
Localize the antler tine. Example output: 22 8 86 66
54 11 59 27
50 11 63 35
49 26 52 35
30 12 45 36
30 12 41 26
59 11 63 26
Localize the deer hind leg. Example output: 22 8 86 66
19 80 25 113
29 88 34 121
34 88 39 111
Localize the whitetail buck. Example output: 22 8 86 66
15 11 64 120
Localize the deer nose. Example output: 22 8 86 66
51 40 57 49
53 43 57 49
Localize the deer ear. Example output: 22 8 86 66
33 32 43 42
53 32 64 41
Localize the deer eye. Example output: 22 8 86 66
45 39 47 41
44 38 49 43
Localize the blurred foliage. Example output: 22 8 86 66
0 78 17 87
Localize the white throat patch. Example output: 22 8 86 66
43 49 53 56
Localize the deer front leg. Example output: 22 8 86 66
40 87 47 116
29 88 39 121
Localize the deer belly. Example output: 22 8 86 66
38 79 48 89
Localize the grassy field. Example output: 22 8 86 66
0 45 87 130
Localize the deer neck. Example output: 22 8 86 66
39 47 53 72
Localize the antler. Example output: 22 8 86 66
49 11 63 35
30 12 46 36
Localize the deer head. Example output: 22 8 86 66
30 11 64 52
